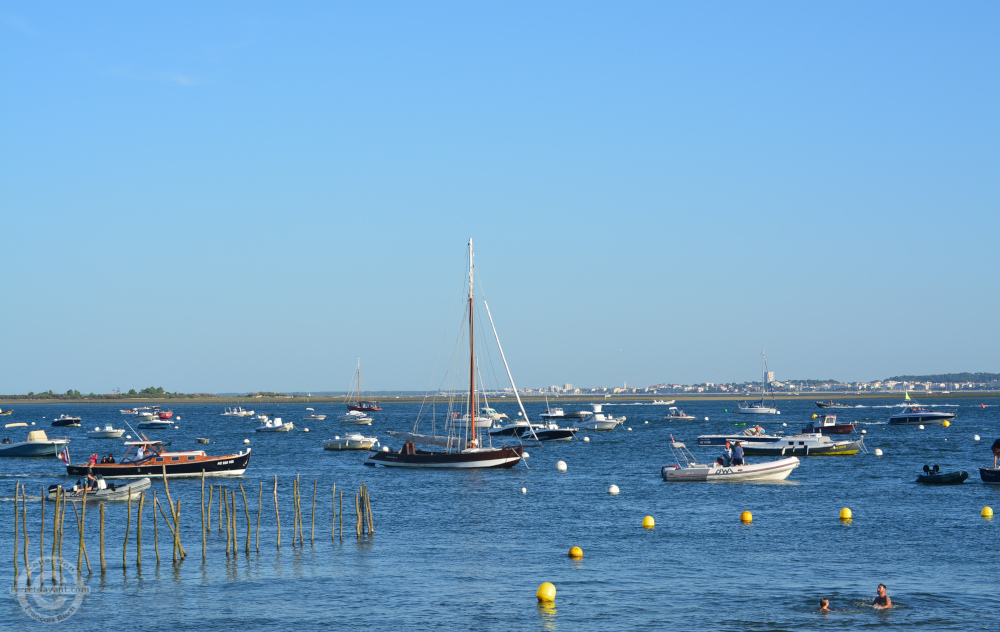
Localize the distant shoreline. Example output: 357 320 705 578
1 391 997 406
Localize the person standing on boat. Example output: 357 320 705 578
872 584 891 609
992 438 1000 467
732 441 745 465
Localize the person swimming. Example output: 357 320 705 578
872 584 891 609
818 597 830 611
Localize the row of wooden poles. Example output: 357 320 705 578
11 470 374 581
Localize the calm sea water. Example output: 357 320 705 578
1 399 998 631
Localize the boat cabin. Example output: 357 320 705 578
118 440 207 464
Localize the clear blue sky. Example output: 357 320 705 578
1 2 997 394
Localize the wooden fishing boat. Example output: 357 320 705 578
46 477 151 502
367 239 526 469
65 439 251 478
345 358 382 412
916 465 968 485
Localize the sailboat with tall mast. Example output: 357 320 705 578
346 358 381 412
737 350 780 414
367 239 527 468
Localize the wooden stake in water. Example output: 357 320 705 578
124 492 132 569
137 492 144 568
240 485 250 554
331 484 337 541
310 478 317 545
201 471 206 560
256 482 262 553
161 465 185 561
72 492 92 575
274 475 281 549
59 488 67 570
21 484 31 585
218 484 223 531
355 493 361 539
339 490 343 542
51 486 59 578
291 477 298 547
39 486 45 585
152 492 160 564
99 503 106 574
206 484 213 533
223 488 232 557
13 481 19 581
230 490 237 557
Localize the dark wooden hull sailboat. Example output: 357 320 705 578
367 239 527 469
346 359 381 412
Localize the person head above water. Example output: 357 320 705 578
819 598 829 610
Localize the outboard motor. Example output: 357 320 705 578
923 464 930 474
933 464 940 474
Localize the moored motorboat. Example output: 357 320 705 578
815 400 849 409
47 477 151 502
51 414 82 427
302 408 327 421
526 422 577 442
651 400 676 405
221 407 254 417
0 424 71 457
323 433 380 450
888 405 956 425
698 430 862 456
801 414 856 435
660 438 799 482
157 410 174 420
916 464 968 485
255 415 294 432
137 418 173 430
338 410 373 426
87 424 126 439
65 440 251 478
574 404 623 431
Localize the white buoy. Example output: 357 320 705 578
30 422 35 426
627 427 632 431
608 485 620 495
521 487 527 494
523 452 530 458
644 421 649 424
975 435 981 441
175 416 181 421
126 435 131 439
556 460 567 472
583 436 590 442
861 429 867 435
918 425 925 430
782 423 787 427
243 438 250 444
874 448 883 456
304 428 309 433
382 446 389 452
704 417 709 421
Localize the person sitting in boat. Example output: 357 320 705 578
732 441 745 466
106 453 115 464
135 446 145 461
89 453 98 465
716 441 733 466
872 584 891 609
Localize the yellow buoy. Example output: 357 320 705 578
740 511 752 523
812 414 818 419
942 420 950 427
536 582 556 602
983 506 994 518
642 515 655 529
840 507 852 521
568 546 583 559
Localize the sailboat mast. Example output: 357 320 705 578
468 239 476 444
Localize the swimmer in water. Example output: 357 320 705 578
818 598 830 611
872 584 891 609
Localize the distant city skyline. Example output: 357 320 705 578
1 3 997 394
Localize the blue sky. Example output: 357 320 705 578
1 2 997 394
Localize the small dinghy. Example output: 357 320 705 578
47 477 151 502
916 464 968 485
661 437 800 482
323 433 379 450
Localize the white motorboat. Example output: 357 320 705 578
480 407 508 422
652 400 676 405
575 404 624 431
540 406 565 420
0 424 71 457
47 477 152 502
221 407 255 417
338 410 373 426
662 407 696 421
697 431 863 456
52 414 83 427
87 424 125 439
255 415 293 432
736 350 780 414
661 439 800 482
134 411 156 422
302 408 327 421
323 433 380 450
